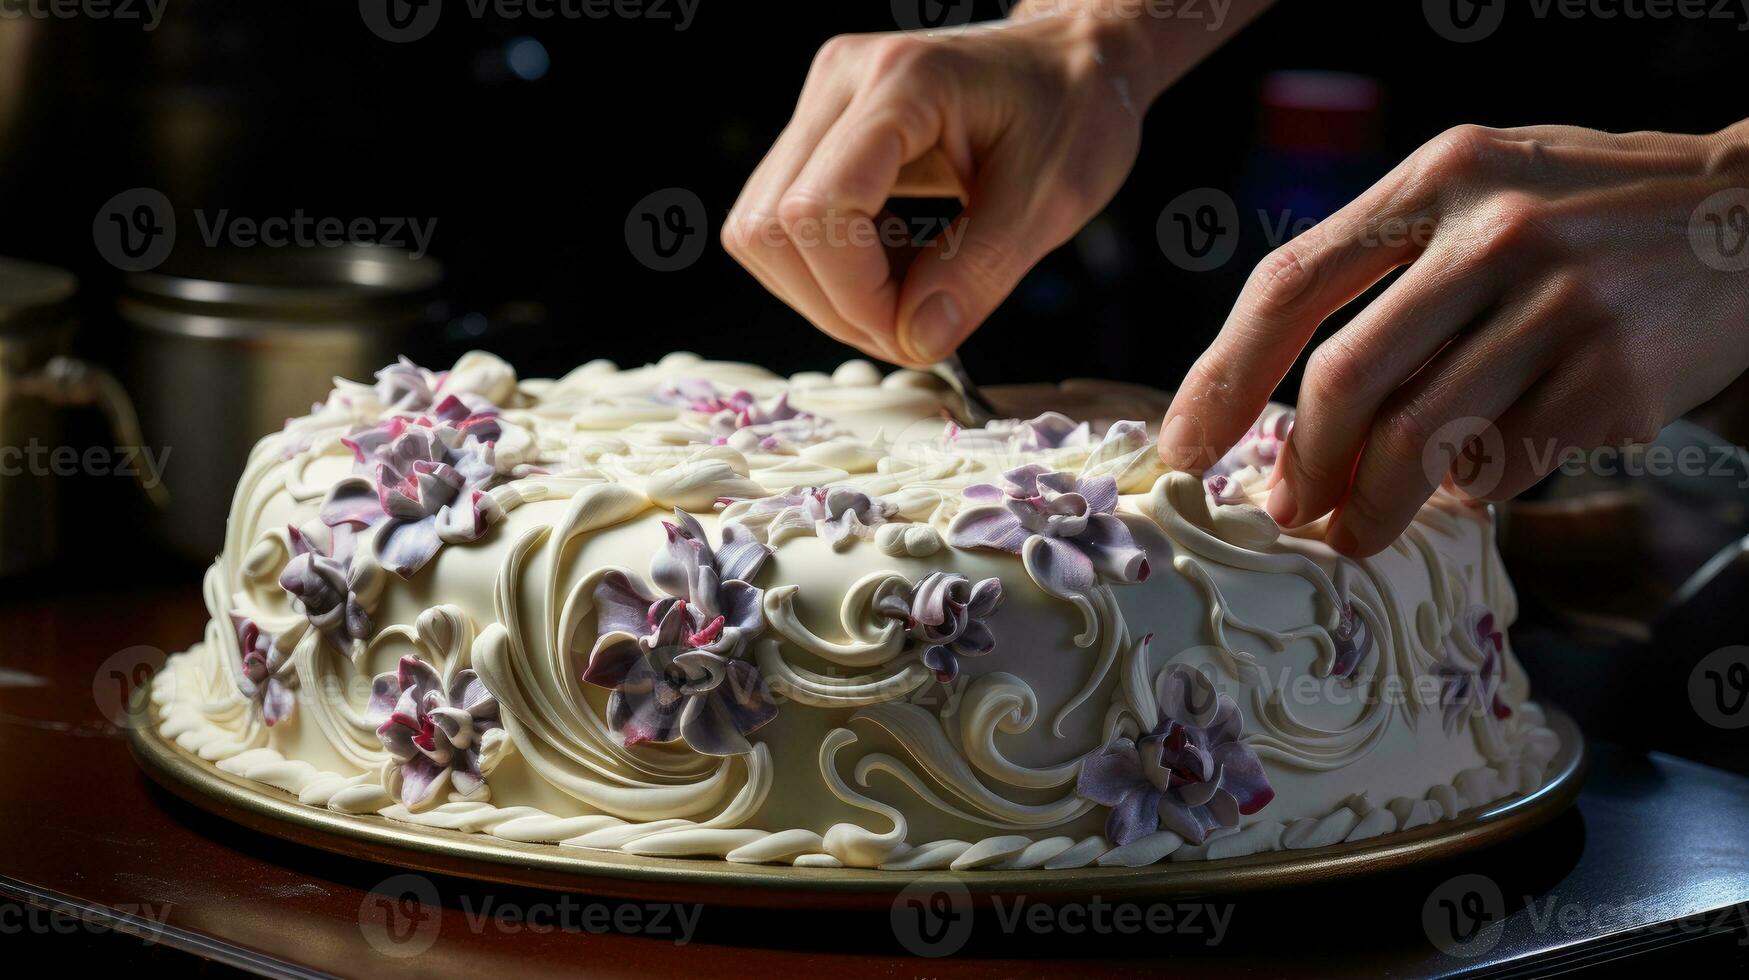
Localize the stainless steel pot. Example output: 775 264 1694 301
122 244 444 560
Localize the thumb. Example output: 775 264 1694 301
894 165 1068 367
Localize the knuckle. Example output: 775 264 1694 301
1303 334 1367 407
809 34 861 76
866 34 939 79
1246 243 1319 315
1421 124 1501 181
775 188 830 232
1468 192 1546 263
947 234 1021 296
1535 268 1602 324
722 209 783 256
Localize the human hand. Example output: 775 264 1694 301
723 3 1223 368
1160 121 1749 556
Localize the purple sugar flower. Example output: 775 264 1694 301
875 572 1004 683
279 523 371 647
1203 473 1250 505
706 391 826 451
232 615 293 726
1205 408 1293 480
654 377 743 413
368 656 501 809
1439 605 1513 733
946 464 1150 599
375 357 446 413
725 485 897 549
1077 659 1275 846
583 600 779 756
947 412 1092 452
319 416 503 577
582 510 777 755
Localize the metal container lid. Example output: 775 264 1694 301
120 243 444 340
0 257 78 332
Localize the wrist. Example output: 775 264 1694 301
1008 0 1270 105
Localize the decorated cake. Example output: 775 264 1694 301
151 352 1561 871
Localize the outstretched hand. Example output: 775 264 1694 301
1161 121 1749 555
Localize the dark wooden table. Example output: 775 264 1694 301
3 589 1748 977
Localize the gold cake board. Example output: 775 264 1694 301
128 693 1586 910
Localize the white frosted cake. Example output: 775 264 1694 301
153 352 1560 870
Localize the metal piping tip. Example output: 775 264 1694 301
929 352 1000 427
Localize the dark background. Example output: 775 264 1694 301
2 0 1743 381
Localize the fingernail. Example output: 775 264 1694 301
1266 479 1298 526
907 293 962 362
1160 414 1200 470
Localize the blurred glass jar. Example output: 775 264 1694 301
120 244 444 561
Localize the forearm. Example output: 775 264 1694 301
1008 0 1276 105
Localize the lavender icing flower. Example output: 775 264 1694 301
375 357 444 413
582 510 777 755
1203 473 1251 506
319 415 504 577
1077 661 1275 846
1438 605 1513 733
875 572 1004 683
367 656 501 809
231 614 293 726
710 392 829 452
653 377 739 413
583 600 779 756
946 412 1092 452
1204 407 1293 481
278 523 370 648
724 485 898 549
946 464 1150 599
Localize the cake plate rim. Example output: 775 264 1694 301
128 694 1587 910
